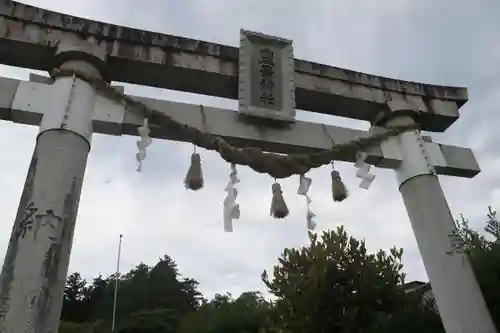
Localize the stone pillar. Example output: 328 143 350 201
381 114 497 333
0 40 106 333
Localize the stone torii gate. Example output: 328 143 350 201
0 2 496 333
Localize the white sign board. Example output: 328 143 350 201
238 29 295 121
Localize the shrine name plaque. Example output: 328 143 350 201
238 29 295 121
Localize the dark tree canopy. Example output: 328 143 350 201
60 255 203 333
59 207 500 333
455 206 500 329
262 226 444 333
179 292 272 333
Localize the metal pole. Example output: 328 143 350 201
111 234 123 332
386 115 497 333
0 41 106 333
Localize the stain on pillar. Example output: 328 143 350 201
35 177 80 333
0 150 38 325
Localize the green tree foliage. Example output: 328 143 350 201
58 321 97 333
62 273 88 323
59 207 500 333
59 255 202 333
179 292 272 333
262 226 444 333
116 308 178 333
456 206 500 329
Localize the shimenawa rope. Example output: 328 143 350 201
49 69 418 179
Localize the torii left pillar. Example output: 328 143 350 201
0 40 106 333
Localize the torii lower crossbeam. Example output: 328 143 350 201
0 75 480 179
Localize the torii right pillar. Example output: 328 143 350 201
378 111 497 333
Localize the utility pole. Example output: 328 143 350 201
111 234 123 332
0 40 106 333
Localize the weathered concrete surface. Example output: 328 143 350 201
401 177 497 333
0 1 468 132
0 40 102 332
400 175 497 333
0 76 480 178
390 116 497 333
0 131 89 333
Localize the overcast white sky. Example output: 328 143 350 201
0 0 499 299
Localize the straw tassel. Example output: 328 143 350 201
331 163 348 202
270 182 289 219
184 150 204 190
